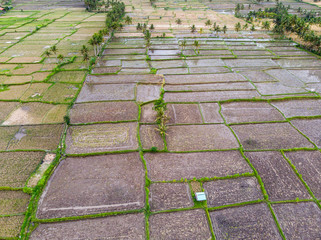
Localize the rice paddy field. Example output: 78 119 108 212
0 0 321 239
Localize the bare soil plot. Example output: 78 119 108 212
0 75 33 84
145 151 252 181
7 125 64 151
204 177 263 207
157 68 188 75
91 66 121 74
199 103 223 123
0 216 25 239
232 122 314 150
41 83 80 103
149 210 211 240
210 203 282 239
165 82 254 91
246 151 311 201
65 123 138 154
284 151 321 199
221 102 285 123
149 183 193 211
136 85 161 102
164 90 260 102
273 202 321 240
70 101 138 124
164 73 246 84
290 119 321 147
37 153 145 218
30 213 145 240
0 84 30 100
166 125 239 151
0 151 45 187
19 83 51 102
2 102 67 125
140 125 164 150
76 83 135 102
86 74 163 84
140 103 203 124
0 102 19 123
0 191 30 215
271 99 321 118
49 71 86 84
166 104 203 124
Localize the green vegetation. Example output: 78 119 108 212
245 2 321 54
153 80 169 137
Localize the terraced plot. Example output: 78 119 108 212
1 0 321 239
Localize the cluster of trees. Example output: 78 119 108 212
136 23 154 31
84 0 112 12
83 0 125 63
246 2 321 54
44 46 65 63
234 22 257 31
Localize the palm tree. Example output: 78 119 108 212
57 54 64 63
262 21 270 31
81 45 89 56
136 23 142 30
251 25 256 31
190 24 196 33
176 18 182 25
180 39 187 51
44 50 51 58
214 25 221 36
88 38 96 56
150 24 154 30
193 40 200 54
205 19 212 27
82 52 89 68
235 22 241 32
223 25 227 34
50 45 57 55
243 23 248 30
124 16 132 25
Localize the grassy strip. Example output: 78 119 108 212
239 149 269 200
207 199 263 211
32 209 144 223
281 150 321 209
267 202 286 240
